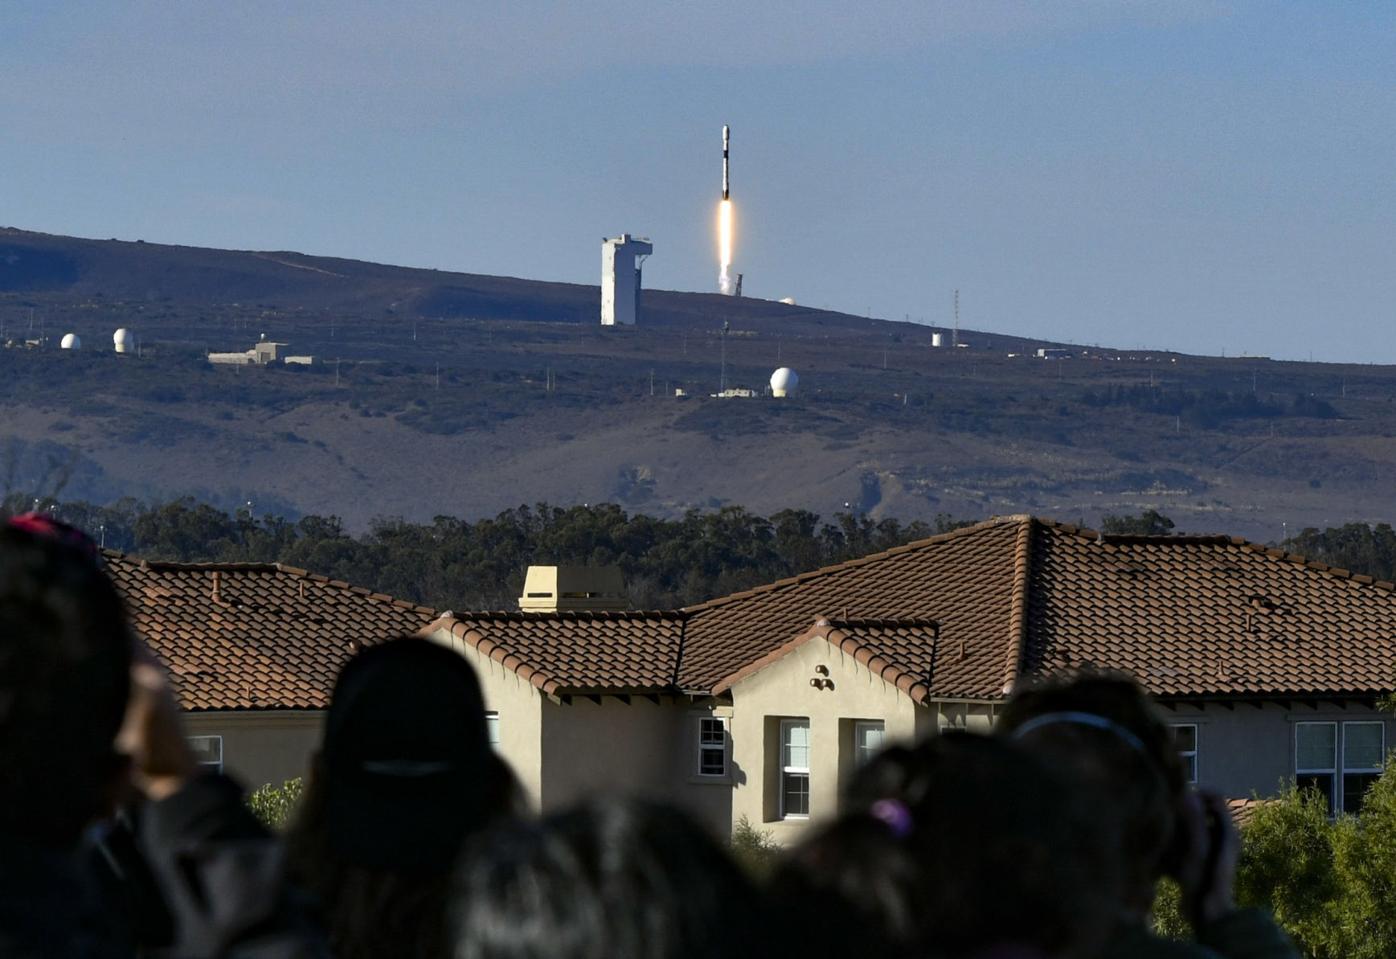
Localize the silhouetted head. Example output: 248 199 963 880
770 731 1118 959
998 671 1187 908
451 799 766 959
316 636 495 870
0 515 132 846
287 636 517 959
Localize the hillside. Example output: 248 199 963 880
2 226 1392 541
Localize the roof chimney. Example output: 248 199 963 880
519 566 628 613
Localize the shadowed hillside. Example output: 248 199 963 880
3 226 1392 541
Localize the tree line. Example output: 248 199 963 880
0 494 971 610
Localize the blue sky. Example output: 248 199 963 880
3 1 1393 362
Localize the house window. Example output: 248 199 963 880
485 712 500 749
1170 724 1199 784
698 717 728 777
1295 721 1387 816
1296 722 1338 814
854 720 885 767
187 735 223 772
780 718 811 819
1342 722 1385 815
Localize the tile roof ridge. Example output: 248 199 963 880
680 515 1027 614
446 620 563 696
830 616 941 630
1002 516 1035 695
1099 533 1233 545
443 609 685 622
113 556 286 573
824 622 932 705
1233 539 1396 593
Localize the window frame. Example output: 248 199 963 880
187 734 223 773
485 712 501 750
853 720 886 768
779 718 811 820
1294 721 1338 815
697 716 729 778
1169 723 1199 785
1341 721 1385 815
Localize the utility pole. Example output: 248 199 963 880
435 363 440 391
649 369 655 397
720 321 729 392
952 290 960 350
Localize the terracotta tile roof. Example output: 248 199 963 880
1226 797 1274 828
430 515 1396 702
104 553 437 710
1022 520 1396 698
431 610 685 697
680 518 1027 698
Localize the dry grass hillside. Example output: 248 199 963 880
3 226 1392 540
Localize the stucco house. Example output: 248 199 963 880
109 515 1396 840
104 553 438 786
427 515 1396 840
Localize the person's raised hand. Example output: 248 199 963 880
114 640 197 802
1174 788 1239 927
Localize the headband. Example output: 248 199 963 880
1009 710 1148 755
869 798 914 838
6 512 101 560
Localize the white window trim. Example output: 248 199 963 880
1170 723 1199 785
854 720 885 768
485 712 501 750
696 716 729 778
187 734 224 773
1341 721 1385 813
1295 721 1338 813
780 718 811 820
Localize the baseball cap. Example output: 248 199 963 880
321 637 491 871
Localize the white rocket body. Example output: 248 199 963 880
722 124 730 201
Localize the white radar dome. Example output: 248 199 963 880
770 367 799 398
113 328 133 353
60 333 81 350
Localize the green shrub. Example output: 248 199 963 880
246 777 304 831
730 815 783 878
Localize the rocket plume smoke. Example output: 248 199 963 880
718 198 734 295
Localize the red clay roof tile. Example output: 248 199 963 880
433 516 1396 701
104 552 437 711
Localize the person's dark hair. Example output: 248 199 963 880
0 518 132 846
451 799 767 959
769 731 1119 959
996 671 1188 906
286 637 520 959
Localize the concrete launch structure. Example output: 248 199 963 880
600 234 652 327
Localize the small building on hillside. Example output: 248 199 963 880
208 333 312 366
104 553 437 786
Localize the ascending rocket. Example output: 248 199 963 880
722 125 730 200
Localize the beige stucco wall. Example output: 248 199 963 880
183 711 324 788
538 697 733 837
1161 701 1396 800
428 626 545 808
727 635 923 844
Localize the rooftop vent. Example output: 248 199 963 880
518 566 628 613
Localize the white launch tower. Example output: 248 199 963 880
601 234 653 326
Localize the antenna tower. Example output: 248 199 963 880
953 290 960 349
